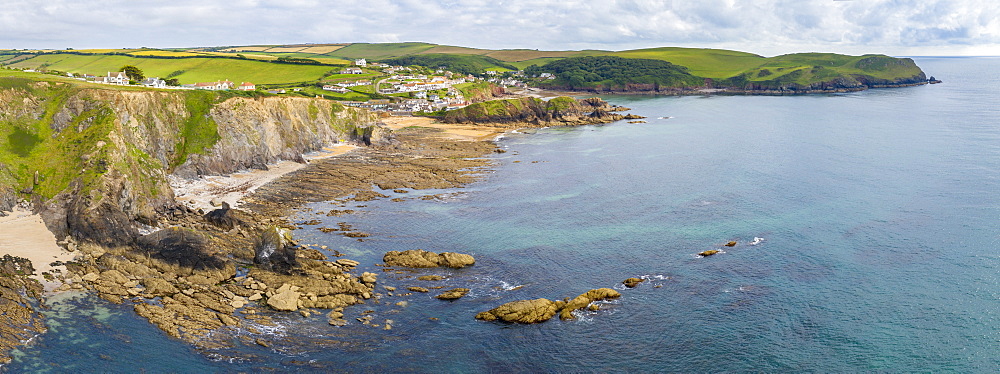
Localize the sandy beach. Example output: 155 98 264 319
0 207 75 291
171 144 358 212
381 116 507 142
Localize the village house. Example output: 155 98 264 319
341 67 364 74
194 80 235 90
322 85 350 93
94 71 130 85
354 58 367 67
237 82 255 91
140 77 167 88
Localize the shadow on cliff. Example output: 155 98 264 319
136 227 228 272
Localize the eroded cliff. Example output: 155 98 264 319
0 78 384 245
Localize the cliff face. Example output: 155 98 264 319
440 97 635 127
0 79 383 245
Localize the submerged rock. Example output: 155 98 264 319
435 288 470 300
725 241 737 247
623 277 645 288
475 299 561 323
699 250 720 257
560 288 621 320
382 249 475 268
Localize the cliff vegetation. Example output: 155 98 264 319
0 71 381 245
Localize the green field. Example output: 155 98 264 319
6 54 337 84
326 43 438 60
1 43 926 93
609 47 766 78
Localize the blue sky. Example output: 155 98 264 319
2 0 998 56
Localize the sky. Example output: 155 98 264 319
2 0 999 56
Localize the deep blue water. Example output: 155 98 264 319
6 57 998 372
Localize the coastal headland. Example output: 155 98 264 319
0 72 638 362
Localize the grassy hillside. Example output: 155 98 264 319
609 47 765 78
326 43 437 60
4 54 338 84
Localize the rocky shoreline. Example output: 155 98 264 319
0 97 641 363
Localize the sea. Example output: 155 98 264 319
5 57 998 373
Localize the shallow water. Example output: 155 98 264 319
6 57 999 372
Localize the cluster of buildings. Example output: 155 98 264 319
341 91 468 114
180 80 255 91
79 71 256 91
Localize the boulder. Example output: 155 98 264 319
360 272 378 284
559 288 621 320
475 298 560 323
266 284 301 311
439 252 475 268
699 250 720 257
417 275 444 281
382 249 475 268
623 277 645 288
253 227 298 274
725 241 737 247
204 202 241 230
407 286 429 293
435 288 470 300
142 278 179 296
335 259 360 267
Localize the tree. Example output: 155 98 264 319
164 78 180 86
119 65 144 84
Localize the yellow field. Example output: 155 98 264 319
74 49 138 54
265 47 307 53
301 45 345 54
311 57 352 65
220 46 271 52
129 51 205 57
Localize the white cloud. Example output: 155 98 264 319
0 0 998 55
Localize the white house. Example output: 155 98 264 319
96 71 130 85
237 82 255 91
140 77 167 88
194 80 235 90
354 58 367 67
322 85 349 93
341 67 363 74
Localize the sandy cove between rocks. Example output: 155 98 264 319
0 207 75 291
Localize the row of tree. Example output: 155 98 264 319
525 56 703 90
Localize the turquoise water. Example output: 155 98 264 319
6 57 998 372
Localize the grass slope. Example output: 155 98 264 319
6 54 337 84
326 43 437 60
608 47 765 78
